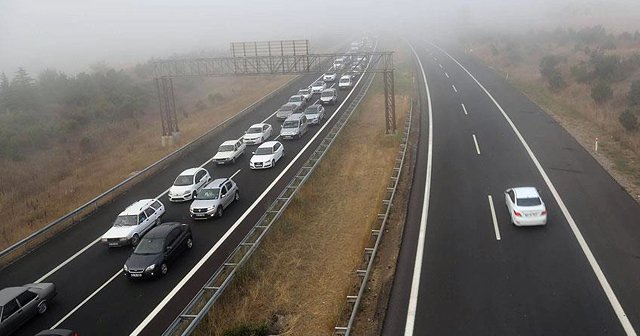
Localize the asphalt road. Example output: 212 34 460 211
0 48 372 335
383 41 640 336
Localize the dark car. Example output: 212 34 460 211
123 222 192 279
0 283 56 335
35 329 77 336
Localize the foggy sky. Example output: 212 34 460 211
1 0 639 76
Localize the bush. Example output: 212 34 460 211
591 81 613 104
540 55 563 79
590 52 625 81
570 64 592 83
619 109 639 131
629 80 640 106
223 324 270 336
547 69 566 91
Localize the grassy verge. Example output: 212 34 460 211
198 43 412 335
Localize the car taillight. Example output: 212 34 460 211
541 210 547 215
514 210 522 217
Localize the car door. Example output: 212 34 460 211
151 200 165 217
219 185 229 208
164 228 182 260
264 125 271 139
274 143 283 161
224 182 235 207
137 211 149 234
505 189 515 213
1 298 22 333
16 290 38 323
194 170 206 191
144 207 156 226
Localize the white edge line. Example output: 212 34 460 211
432 42 637 336
130 42 377 336
461 103 468 115
472 134 481 155
488 195 501 241
404 42 434 336
51 270 122 328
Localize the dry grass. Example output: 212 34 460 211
470 39 640 201
0 75 294 251
199 77 410 334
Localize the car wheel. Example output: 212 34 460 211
160 263 168 276
232 156 236 164
272 159 275 167
186 237 193 249
216 206 223 218
131 234 140 246
37 300 48 314
234 191 240 202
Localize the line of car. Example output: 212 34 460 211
0 38 374 336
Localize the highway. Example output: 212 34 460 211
0 43 373 335
383 41 640 336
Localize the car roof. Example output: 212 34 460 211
285 113 305 121
179 167 201 175
249 123 268 128
312 81 325 85
306 104 321 109
120 199 155 216
0 286 26 305
290 94 304 98
322 88 336 93
220 140 239 146
340 75 351 79
205 178 232 189
298 88 310 91
144 222 184 238
513 187 540 198
259 141 279 148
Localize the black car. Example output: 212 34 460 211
123 222 193 279
35 329 77 336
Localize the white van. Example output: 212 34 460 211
338 75 354 90
280 113 309 140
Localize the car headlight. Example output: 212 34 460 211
184 190 192 196
145 264 156 272
120 237 128 241
123 264 129 272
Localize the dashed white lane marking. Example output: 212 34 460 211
445 72 449 78
452 84 458 93
488 195 501 241
472 134 481 155
438 63 443 69
461 103 468 115
433 42 638 336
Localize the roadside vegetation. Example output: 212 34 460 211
0 59 292 251
465 25 640 199
198 41 412 335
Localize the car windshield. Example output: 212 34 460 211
289 96 302 102
298 90 309 94
247 127 262 134
517 197 542 206
321 91 334 97
281 105 294 112
255 147 273 155
305 106 319 114
114 215 137 227
173 175 193 186
218 144 235 152
134 237 165 255
197 188 220 200
325 73 334 77
312 82 323 87
340 78 350 83
283 120 298 128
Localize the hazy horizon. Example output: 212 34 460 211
2 0 639 77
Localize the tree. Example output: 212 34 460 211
629 80 640 106
11 67 34 88
0 73 9 113
619 109 639 131
540 55 563 79
591 81 613 104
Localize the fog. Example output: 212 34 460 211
2 0 639 75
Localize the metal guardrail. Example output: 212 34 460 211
333 99 413 335
162 49 379 336
0 75 301 266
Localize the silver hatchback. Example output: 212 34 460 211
189 178 239 219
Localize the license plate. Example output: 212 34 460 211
196 214 206 217
131 273 142 278
109 243 119 247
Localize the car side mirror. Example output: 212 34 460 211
252 151 255 155
166 246 172 252
244 131 248 134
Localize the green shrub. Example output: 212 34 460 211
570 64 592 83
590 81 613 104
629 80 640 106
619 109 639 131
223 324 270 336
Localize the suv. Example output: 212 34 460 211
190 178 239 219
338 75 354 90
280 113 309 140
213 139 246 164
320 88 338 105
101 199 166 246
304 104 325 125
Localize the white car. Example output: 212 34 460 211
101 199 165 246
339 75 354 90
323 73 337 82
168 167 211 202
304 104 325 124
276 103 299 120
297 88 312 102
243 123 273 145
250 141 284 169
505 187 547 226
287 95 306 111
310 81 327 94
213 138 246 164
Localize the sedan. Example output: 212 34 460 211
123 222 193 279
297 88 312 102
35 330 78 336
310 81 327 94
505 187 547 226
243 123 273 145
0 283 56 335
323 72 337 82
287 95 306 111
250 141 284 169
168 167 211 202
212 138 246 165
304 104 325 124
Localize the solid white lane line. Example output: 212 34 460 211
433 43 637 336
488 195 501 241
35 237 101 284
50 270 122 329
274 135 281 141
438 63 443 69
404 43 434 336
445 72 449 78
452 84 458 93
130 42 378 336
472 134 481 155
230 169 241 179
461 103 468 115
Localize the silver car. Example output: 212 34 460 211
189 178 239 219
0 283 56 335
276 103 298 120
